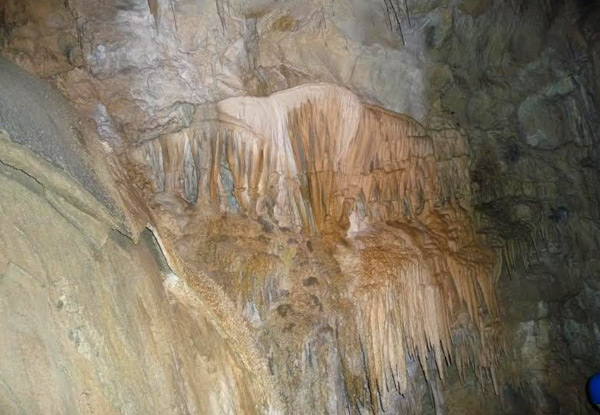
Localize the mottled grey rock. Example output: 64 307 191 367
518 93 565 150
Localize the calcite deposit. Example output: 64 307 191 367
1 0 599 414
125 83 502 412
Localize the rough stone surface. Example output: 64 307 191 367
0 130 271 415
1 0 600 414
0 57 109 210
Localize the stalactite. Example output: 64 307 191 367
126 83 503 410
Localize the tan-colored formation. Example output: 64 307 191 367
0 130 278 415
130 84 472 233
127 83 503 410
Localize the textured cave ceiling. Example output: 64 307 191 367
1 0 600 414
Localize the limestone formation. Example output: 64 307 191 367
124 83 503 412
1 0 599 414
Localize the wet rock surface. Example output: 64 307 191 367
1 0 600 414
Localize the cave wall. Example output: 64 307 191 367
0 56 277 414
0 152 260 415
429 1 600 413
1 0 600 414
126 83 503 413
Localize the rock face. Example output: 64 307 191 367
0 59 276 414
127 83 502 413
0 159 261 415
1 0 600 414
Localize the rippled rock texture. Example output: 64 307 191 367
126 83 502 413
1 0 600 414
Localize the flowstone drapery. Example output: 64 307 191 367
126 84 503 412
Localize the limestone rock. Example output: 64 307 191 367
125 83 502 413
0 130 274 415
518 94 565 150
1 0 600 414
458 0 491 17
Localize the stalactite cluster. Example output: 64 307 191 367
129 84 472 232
2 0 599 411
126 83 503 410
